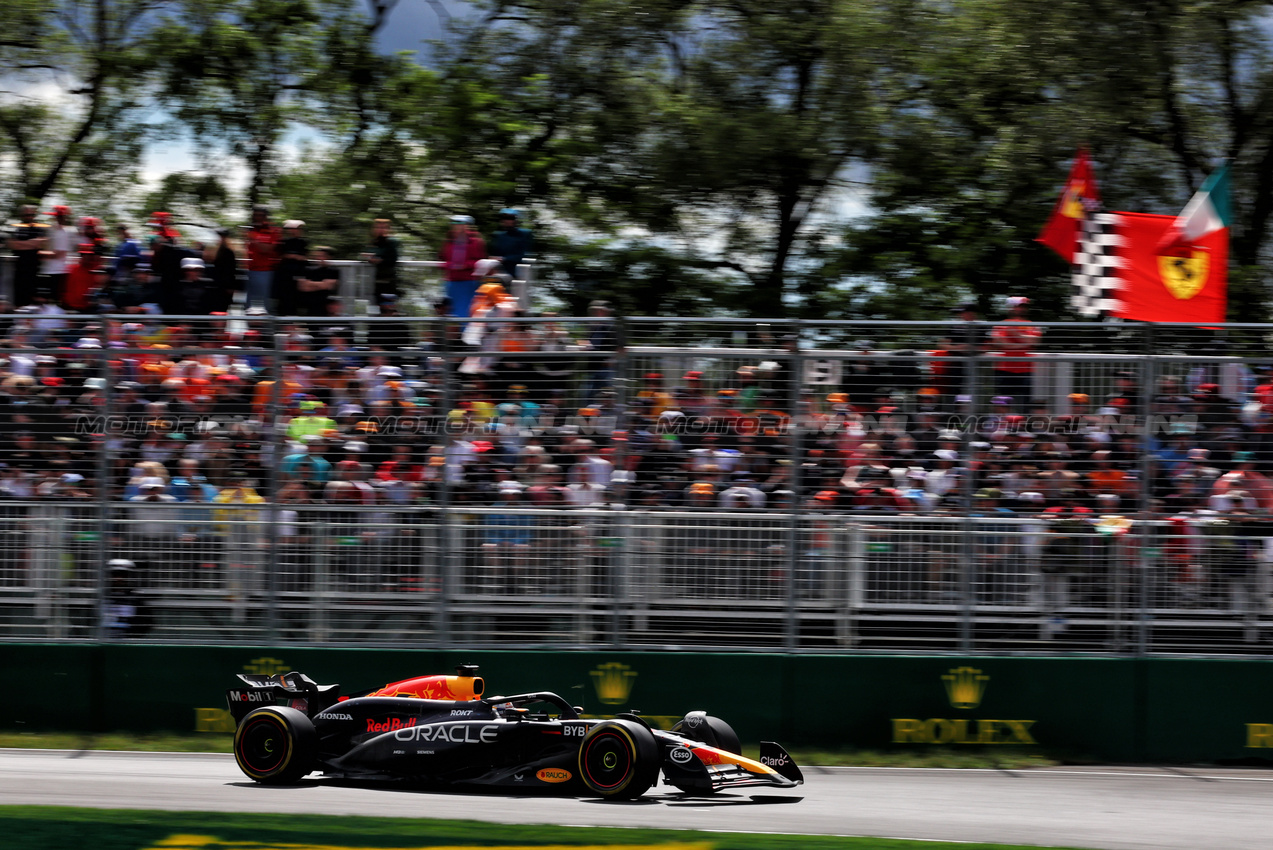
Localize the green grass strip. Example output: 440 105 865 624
0 805 1081 850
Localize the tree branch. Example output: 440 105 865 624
1147 1 1201 192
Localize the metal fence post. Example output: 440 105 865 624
785 321 803 651
94 350 112 643
437 316 455 647
610 315 630 648
959 320 980 653
1137 323 1156 656
265 319 283 644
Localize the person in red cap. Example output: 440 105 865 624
39 205 73 303
65 242 106 311
682 370 710 415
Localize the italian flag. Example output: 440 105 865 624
1159 163 1232 251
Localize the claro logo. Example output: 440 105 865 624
393 723 499 744
536 768 572 783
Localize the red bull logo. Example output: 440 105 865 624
366 717 417 733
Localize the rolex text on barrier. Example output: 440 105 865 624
890 667 1038 746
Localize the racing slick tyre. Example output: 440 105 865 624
672 714 741 755
233 706 317 784
577 719 659 800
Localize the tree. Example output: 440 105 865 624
0 0 170 208
153 0 401 207
405 0 881 316
824 0 1273 321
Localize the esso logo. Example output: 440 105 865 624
536 768 572 783
670 747 694 765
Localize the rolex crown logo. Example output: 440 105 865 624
942 666 989 710
590 662 637 705
243 657 289 676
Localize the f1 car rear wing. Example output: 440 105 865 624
226 671 341 723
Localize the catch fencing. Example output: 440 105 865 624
1 504 1269 654
1 316 1273 654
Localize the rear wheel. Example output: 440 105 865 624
233 706 317 784
672 714 741 755
577 720 659 799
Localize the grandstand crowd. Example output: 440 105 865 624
3 209 1272 621
0 303 1270 525
3 206 1273 524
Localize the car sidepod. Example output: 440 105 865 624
317 702 586 790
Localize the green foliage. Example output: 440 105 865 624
831 0 1273 320
0 0 169 210
151 0 400 206
10 0 1273 320
134 172 233 227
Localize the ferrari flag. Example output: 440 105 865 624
1037 148 1100 261
1071 211 1227 323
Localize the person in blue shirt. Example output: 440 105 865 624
112 224 143 280
488 209 534 275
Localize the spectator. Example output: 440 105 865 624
298 246 340 317
438 215 486 317
483 481 535 592
209 228 239 312
103 559 152 637
580 300 616 404
127 476 179 579
489 208 534 275
989 296 1041 411
363 218 400 305
113 225 143 280
178 257 219 315
7 205 46 308
939 301 981 403
244 205 280 311
273 220 308 316
40 205 73 304
149 212 191 315
64 243 105 312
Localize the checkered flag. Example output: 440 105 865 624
1070 212 1123 318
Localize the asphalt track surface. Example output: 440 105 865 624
1 749 1270 850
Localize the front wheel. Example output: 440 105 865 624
577 720 659 799
233 706 317 784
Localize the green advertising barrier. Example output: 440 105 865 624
2 644 1272 763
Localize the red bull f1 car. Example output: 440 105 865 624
227 666 803 799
